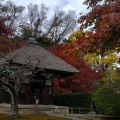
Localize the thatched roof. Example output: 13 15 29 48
4 43 79 74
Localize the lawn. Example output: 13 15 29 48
0 114 70 120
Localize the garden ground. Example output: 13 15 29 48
0 114 70 120
0 113 120 120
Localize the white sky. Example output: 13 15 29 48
3 0 88 16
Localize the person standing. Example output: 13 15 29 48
33 88 40 113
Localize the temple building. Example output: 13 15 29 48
1 41 79 105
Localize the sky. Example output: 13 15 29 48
3 0 88 16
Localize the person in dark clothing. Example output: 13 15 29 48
92 99 99 114
34 88 40 113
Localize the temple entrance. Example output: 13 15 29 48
30 83 43 104
19 83 43 104
25 84 32 104
19 82 52 104
43 86 49 104
21 84 31 104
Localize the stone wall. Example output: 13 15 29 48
0 103 69 114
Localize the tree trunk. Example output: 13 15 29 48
10 92 19 118
1 84 19 118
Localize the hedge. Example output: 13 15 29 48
95 85 120 116
53 93 92 108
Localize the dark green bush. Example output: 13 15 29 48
0 87 4 103
95 85 120 116
53 93 92 108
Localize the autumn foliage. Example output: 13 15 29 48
49 45 101 93
0 18 25 58
49 0 120 93
58 0 120 94
78 0 120 52
62 0 120 58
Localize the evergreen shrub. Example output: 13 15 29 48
95 85 120 116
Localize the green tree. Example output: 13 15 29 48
84 50 120 94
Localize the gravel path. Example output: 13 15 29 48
47 113 86 120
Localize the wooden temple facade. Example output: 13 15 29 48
19 79 53 105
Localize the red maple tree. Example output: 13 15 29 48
62 0 120 58
0 18 25 58
78 0 120 52
49 45 101 93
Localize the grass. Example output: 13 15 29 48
0 114 70 120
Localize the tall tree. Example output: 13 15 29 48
26 3 77 46
84 50 120 94
78 0 120 52
59 0 120 93
47 9 77 45
1 1 25 30
27 3 40 31
0 1 25 58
